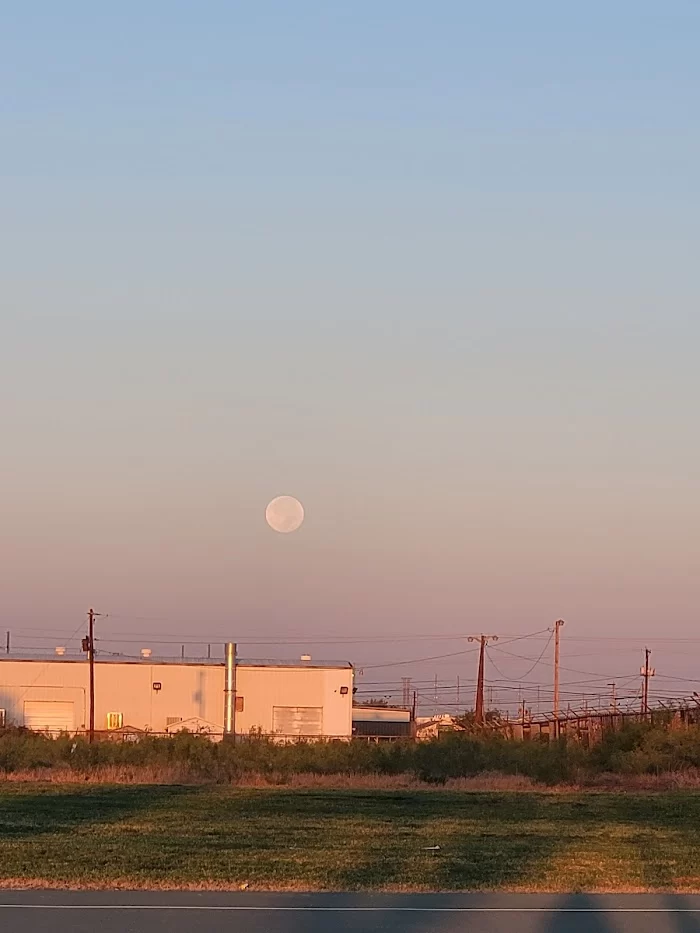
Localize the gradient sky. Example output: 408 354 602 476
2 3 699 698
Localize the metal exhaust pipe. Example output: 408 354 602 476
224 642 236 740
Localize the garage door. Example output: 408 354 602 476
24 700 75 734
272 706 323 736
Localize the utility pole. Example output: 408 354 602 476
5 631 9 655
402 677 411 708
608 682 617 714
553 620 565 739
641 648 655 720
456 675 460 709
83 608 101 743
469 634 498 724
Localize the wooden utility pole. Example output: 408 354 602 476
641 648 655 720
553 620 565 739
469 635 498 724
609 682 617 714
85 608 101 743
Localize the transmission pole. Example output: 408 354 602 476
84 608 101 743
641 648 655 720
553 620 565 739
469 634 498 723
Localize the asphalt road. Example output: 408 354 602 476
2 893 700 933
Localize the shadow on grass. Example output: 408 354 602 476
0 785 202 839
600 793 700 831
260 791 568 891
4 786 697 892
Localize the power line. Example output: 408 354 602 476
487 631 553 681
362 646 480 670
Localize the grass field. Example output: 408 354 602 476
1 784 700 891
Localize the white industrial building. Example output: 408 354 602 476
0 650 354 740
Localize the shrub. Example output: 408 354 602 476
3 721 700 785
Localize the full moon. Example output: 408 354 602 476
265 495 305 534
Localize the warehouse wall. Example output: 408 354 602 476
0 659 353 737
0 659 224 732
97 662 225 732
236 666 353 737
0 660 87 730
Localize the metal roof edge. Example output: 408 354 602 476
0 656 353 670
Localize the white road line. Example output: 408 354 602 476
0 905 699 913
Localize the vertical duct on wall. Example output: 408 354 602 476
224 642 237 740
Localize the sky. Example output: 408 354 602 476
1 3 699 707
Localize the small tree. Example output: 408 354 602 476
454 709 506 733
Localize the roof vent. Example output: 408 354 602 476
300 654 311 662
55 646 66 656
141 648 152 659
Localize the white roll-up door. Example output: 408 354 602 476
24 700 75 734
272 706 323 736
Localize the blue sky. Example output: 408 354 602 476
1 3 699 697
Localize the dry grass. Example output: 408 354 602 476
583 769 700 790
0 878 694 893
0 765 546 789
6 762 700 794
0 764 202 784
241 770 547 791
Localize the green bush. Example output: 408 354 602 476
3 722 700 783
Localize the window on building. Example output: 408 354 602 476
106 712 123 730
235 696 244 712
166 716 183 726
